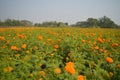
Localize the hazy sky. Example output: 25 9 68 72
0 0 120 24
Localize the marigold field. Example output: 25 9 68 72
0 27 120 80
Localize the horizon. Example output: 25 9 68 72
0 0 120 25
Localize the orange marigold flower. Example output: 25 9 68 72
94 46 99 50
82 40 85 43
38 78 43 80
106 57 113 63
33 46 38 50
65 62 76 75
54 45 59 49
3 66 13 72
78 75 85 80
111 43 119 47
39 70 46 76
0 36 5 41
38 36 43 40
97 37 104 43
22 44 26 49
17 33 26 39
11 46 18 50
54 68 61 74
99 48 103 52
67 33 70 36
116 64 120 68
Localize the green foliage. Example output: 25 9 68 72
0 28 120 80
34 21 68 27
73 16 119 28
0 19 33 27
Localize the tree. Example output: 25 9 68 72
57 22 68 27
98 16 117 28
4 19 13 26
12 19 21 26
21 20 33 26
74 21 89 27
87 18 98 27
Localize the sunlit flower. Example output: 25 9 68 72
15 54 21 57
38 36 43 40
2 45 6 49
3 66 13 72
94 46 99 50
54 68 61 74
66 33 70 36
38 78 43 80
106 57 113 63
17 33 26 39
82 40 85 43
97 37 104 43
65 62 76 75
11 46 18 50
54 45 59 49
29 73 33 77
33 46 38 50
116 64 120 68
107 72 113 78
78 75 85 80
25 50 30 54
22 44 26 49
0 36 5 41
39 70 46 76
99 48 103 53
111 43 119 47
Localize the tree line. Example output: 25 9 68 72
0 19 32 27
72 16 119 28
0 16 119 28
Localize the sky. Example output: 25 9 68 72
0 0 120 25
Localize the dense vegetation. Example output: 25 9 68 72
0 16 119 28
0 28 120 80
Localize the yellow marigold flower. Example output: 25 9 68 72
54 68 61 74
29 73 33 77
65 62 76 75
6 40 10 44
106 57 113 63
25 50 30 54
107 72 113 78
22 44 26 49
78 75 85 80
15 54 21 57
22 57 27 61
